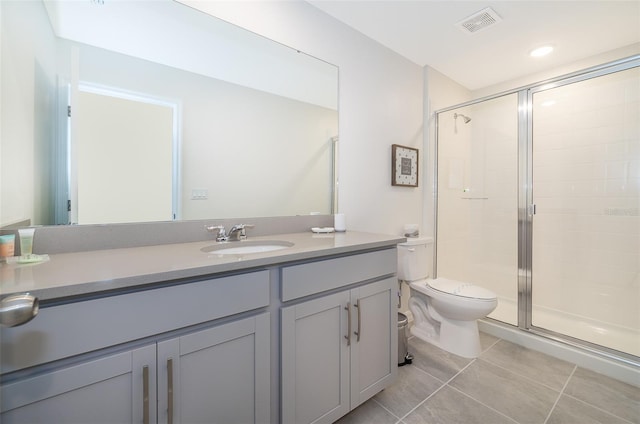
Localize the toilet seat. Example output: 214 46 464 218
411 278 496 301
428 278 496 300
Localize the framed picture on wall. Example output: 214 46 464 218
391 144 419 187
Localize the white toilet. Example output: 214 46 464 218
398 237 497 358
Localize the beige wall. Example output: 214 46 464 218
1 0 57 226
75 91 174 224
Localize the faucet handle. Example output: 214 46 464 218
229 224 255 240
205 225 228 242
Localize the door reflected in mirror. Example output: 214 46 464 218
0 0 338 227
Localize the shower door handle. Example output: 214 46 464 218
529 204 536 216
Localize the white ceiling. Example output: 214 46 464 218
306 1 640 90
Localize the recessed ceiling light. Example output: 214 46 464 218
530 46 554 57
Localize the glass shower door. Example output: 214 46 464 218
436 93 519 326
530 66 640 356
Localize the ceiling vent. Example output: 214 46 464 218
455 7 502 34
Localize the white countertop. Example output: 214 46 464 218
0 231 404 301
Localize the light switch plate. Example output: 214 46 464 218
191 188 208 200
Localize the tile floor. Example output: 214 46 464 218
336 333 640 424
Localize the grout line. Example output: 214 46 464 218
389 334 503 423
481 335 502 354
372 335 636 424
396 357 478 422
560 392 637 424
408 359 448 385
372 352 448 424
543 364 577 424
446 384 520 424
370 397 401 421
475 356 569 393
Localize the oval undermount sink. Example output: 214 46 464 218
201 240 294 255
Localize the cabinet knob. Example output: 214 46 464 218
0 293 39 327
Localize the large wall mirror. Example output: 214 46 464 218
1 0 338 227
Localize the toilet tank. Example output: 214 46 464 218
397 237 433 281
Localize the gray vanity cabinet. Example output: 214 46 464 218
349 278 398 405
0 270 272 424
0 313 270 424
281 290 351 424
280 249 398 424
1 344 156 424
1 237 402 424
156 312 271 424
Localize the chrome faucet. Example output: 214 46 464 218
206 224 254 242
228 224 254 241
206 225 228 242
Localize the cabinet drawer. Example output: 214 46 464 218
1 270 269 374
281 249 396 301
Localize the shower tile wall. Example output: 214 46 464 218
436 93 519 325
532 67 640 356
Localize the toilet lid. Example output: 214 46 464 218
427 278 496 300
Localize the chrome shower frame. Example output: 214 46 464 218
433 54 640 367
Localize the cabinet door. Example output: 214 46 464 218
281 291 351 424
0 345 156 424
157 312 270 424
350 277 397 408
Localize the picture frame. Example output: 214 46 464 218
391 144 419 187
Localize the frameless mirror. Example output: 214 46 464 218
1 0 338 227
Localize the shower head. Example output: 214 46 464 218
453 112 471 134
454 113 471 124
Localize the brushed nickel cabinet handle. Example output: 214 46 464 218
167 358 174 424
143 366 149 424
344 302 351 346
354 299 361 342
0 293 39 327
